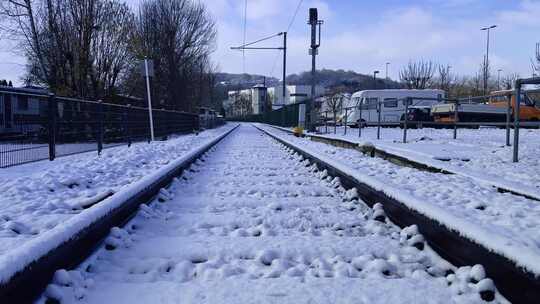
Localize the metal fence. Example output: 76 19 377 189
317 87 540 163
229 102 301 127
0 88 202 168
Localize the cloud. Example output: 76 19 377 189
306 7 472 72
497 0 540 27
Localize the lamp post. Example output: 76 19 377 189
481 25 497 96
373 70 380 89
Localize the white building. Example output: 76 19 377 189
225 84 325 116
268 85 325 109
1 86 46 134
251 84 268 115
226 84 269 116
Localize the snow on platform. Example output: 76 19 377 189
0 125 235 283
40 125 505 303
311 126 540 199
265 125 540 276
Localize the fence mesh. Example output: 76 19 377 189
0 88 207 168
230 103 301 127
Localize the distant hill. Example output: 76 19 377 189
215 73 279 89
214 69 404 104
286 69 403 93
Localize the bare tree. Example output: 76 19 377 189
501 73 520 90
0 0 51 86
236 91 252 116
89 1 134 98
437 64 452 93
472 72 482 96
323 93 343 121
128 0 217 112
1 0 135 98
532 42 540 76
399 60 436 89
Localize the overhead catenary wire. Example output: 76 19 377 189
242 0 248 74
286 0 304 32
267 0 304 79
269 51 281 78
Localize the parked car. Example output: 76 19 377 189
399 106 433 128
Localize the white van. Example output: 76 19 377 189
342 89 445 126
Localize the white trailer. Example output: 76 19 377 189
342 89 445 126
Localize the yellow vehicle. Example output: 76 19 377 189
489 89 540 121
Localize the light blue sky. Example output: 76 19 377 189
1 0 539 84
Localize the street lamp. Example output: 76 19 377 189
373 70 380 90
481 25 497 95
497 68 503 90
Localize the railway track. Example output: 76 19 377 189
0 125 238 303
36 124 505 303
256 124 540 304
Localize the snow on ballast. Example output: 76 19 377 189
257 124 540 303
0 125 237 302
39 124 506 303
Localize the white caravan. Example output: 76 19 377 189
342 89 445 126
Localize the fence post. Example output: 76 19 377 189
334 111 337 134
513 81 521 163
325 111 328 133
403 97 409 143
506 94 511 146
358 102 363 138
344 108 348 135
377 100 381 140
125 104 132 147
453 99 460 140
47 93 57 161
97 100 104 155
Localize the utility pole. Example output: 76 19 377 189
481 25 497 96
282 32 287 106
308 8 323 132
385 62 390 89
497 68 503 90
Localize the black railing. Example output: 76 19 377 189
0 88 203 168
228 103 302 127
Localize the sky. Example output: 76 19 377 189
1 0 540 85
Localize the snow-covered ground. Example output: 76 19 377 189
309 126 540 199
262 125 540 276
0 125 234 274
40 125 505 303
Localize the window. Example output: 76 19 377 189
17 96 29 111
402 99 413 106
367 98 378 110
383 98 397 108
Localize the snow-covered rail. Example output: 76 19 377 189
38 124 506 303
255 124 540 304
0 125 239 303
